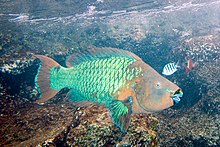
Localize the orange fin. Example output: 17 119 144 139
34 55 60 103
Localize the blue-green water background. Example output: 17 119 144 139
1 0 219 110
0 0 220 146
0 1 220 144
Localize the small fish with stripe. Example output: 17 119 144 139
162 61 180 76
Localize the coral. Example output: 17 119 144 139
0 8 219 146
52 105 158 146
0 94 158 147
0 57 33 75
0 98 76 147
155 34 220 146
156 99 220 146
181 35 220 63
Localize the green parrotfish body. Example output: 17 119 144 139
34 48 183 132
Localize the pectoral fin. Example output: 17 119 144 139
109 97 133 133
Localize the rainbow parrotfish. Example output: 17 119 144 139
34 47 183 132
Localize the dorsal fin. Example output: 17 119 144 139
66 47 142 67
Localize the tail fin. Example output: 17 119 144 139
34 55 60 104
175 60 181 69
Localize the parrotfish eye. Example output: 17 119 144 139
155 82 161 89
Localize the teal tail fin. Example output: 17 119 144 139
34 55 60 103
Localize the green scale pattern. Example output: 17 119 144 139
50 56 142 104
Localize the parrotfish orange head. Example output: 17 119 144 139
133 62 182 113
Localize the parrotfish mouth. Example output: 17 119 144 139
164 88 183 104
171 89 183 104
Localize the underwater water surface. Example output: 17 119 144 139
0 0 219 146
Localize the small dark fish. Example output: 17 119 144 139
34 47 183 132
186 58 197 73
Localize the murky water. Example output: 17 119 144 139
0 0 219 146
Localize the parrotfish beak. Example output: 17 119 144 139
164 88 183 104
170 89 183 104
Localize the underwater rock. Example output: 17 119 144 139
181 35 220 63
52 105 158 146
0 57 33 75
0 20 219 147
155 33 220 146
156 99 220 146
0 94 158 147
0 99 76 147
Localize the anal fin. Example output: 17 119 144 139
109 97 133 133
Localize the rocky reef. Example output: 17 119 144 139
0 93 158 146
155 34 220 147
0 16 219 146
156 96 220 146
52 105 158 146
0 58 158 146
